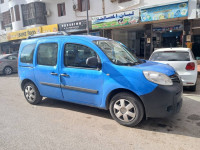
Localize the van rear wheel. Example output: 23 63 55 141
23 82 42 105
109 92 144 127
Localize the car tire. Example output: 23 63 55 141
188 84 196 92
23 82 42 105
109 92 144 127
3 66 12 75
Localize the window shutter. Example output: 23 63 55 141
57 4 61 17
63 3 66 16
88 0 90 10
15 5 20 21
78 0 82 11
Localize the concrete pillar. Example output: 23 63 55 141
144 24 152 59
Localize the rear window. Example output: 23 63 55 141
150 51 190 61
20 44 35 63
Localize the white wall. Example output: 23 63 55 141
46 0 103 25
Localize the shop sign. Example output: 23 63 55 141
0 34 8 43
7 27 41 41
141 2 188 22
92 9 139 29
153 25 183 32
41 24 58 33
58 20 87 33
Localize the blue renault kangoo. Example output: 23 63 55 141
18 32 183 127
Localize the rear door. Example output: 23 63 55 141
34 40 63 99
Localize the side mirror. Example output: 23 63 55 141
86 56 99 68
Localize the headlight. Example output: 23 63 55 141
143 71 173 85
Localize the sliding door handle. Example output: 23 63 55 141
50 72 58 76
60 73 70 77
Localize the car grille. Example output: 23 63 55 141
170 73 180 83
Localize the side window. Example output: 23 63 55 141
20 44 35 64
37 43 58 66
64 43 97 68
8 55 17 60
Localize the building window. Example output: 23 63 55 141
15 5 20 21
57 3 66 17
11 7 15 22
21 2 47 27
118 0 131 3
2 10 12 29
78 0 90 12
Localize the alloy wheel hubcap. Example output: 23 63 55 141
5 67 12 75
113 99 136 122
25 86 36 102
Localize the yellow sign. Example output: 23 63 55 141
7 27 42 41
41 24 58 33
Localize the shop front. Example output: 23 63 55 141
1 24 59 54
140 0 188 59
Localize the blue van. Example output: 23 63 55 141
18 33 183 127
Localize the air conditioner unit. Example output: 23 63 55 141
45 10 51 17
110 0 117 2
73 4 78 11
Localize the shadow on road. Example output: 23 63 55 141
0 73 18 77
38 94 200 139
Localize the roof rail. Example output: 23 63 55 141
27 31 68 39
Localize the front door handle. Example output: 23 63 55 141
50 72 58 76
60 73 70 77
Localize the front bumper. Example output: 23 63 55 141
140 81 183 118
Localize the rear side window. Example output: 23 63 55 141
64 43 97 68
150 51 190 61
20 44 35 63
37 43 58 66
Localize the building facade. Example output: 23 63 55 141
0 0 199 60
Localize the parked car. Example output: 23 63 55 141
18 33 183 127
149 48 198 91
0 54 18 75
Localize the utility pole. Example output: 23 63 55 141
86 0 89 35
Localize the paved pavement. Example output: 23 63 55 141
0 74 200 150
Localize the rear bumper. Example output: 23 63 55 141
179 72 197 86
140 82 183 118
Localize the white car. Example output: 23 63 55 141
149 48 198 91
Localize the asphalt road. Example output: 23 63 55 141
0 74 200 150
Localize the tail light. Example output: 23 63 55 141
185 62 195 70
0 61 2 64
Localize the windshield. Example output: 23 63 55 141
93 40 140 66
150 51 190 61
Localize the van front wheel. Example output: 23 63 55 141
23 82 42 105
109 92 144 127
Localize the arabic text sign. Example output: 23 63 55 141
7 27 41 41
92 9 139 29
58 20 87 32
141 2 188 22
